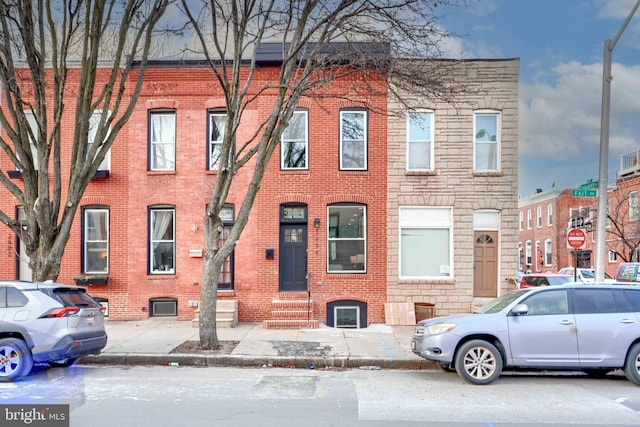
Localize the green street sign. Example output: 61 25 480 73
579 180 599 190
572 189 597 198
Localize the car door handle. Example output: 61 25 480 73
560 320 574 325
621 319 637 324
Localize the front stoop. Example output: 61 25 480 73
192 299 238 328
262 294 319 329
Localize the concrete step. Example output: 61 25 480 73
262 319 320 329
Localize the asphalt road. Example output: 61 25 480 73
2 364 640 427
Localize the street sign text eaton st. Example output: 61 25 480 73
573 179 599 197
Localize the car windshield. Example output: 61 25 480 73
474 289 532 314
581 269 595 279
548 276 573 285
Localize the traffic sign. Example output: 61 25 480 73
572 189 597 198
570 216 585 229
580 180 599 190
567 228 586 249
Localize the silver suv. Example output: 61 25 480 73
412 284 640 385
0 280 107 381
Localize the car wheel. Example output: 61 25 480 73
0 338 34 381
48 358 78 368
624 343 640 386
454 339 503 385
435 361 455 372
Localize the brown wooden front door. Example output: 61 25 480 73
473 231 498 297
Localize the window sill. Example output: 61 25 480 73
147 170 176 176
74 274 109 286
405 170 436 176
473 171 503 177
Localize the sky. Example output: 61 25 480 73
437 0 640 198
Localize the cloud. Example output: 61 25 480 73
519 60 640 195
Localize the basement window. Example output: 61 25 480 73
150 297 177 317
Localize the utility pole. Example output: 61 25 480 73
595 0 640 282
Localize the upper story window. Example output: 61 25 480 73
328 204 366 273
547 203 553 226
150 207 175 274
88 111 110 172
473 111 500 172
208 111 226 171
281 110 308 170
399 207 452 279
339 110 367 170
519 212 523 230
82 207 109 274
630 191 639 221
406 110 433 171
149 111 176 171
527 209 532 229
14 110 39 171
536 206 542 228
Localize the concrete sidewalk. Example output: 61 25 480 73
81 318 435 370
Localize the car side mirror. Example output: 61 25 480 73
510 304 529 316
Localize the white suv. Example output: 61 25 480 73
0 280 107 381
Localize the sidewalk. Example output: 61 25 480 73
81 318 435 370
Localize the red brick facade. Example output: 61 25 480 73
0 63 388 324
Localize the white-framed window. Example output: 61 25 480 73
15 110 39 170
473 111 500 171
527 209 532 229
544 239 552 267
281 110 308 170
536 206 542 228
208 111 226 170
150 207 175 274
518 242 523 271
83 207 109 274
334 306 360 328
149 111 176 171
547 203 553 226
608 250 617 263
525 240 532 265
339 110 367 170
406 110 433 171
88 111 111 171
399 207 452 279
327 204 366 273
519 212 523 231
630 191 639 221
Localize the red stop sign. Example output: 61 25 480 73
567 228 586 249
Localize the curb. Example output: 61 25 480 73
81 353 437 370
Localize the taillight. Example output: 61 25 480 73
39 307 81 318
99 306 106 314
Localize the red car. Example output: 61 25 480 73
519 273 574 289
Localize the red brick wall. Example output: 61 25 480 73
1 64 388 324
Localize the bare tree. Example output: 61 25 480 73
606 186 640 262
179 0 465 349
0 0 170 280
